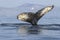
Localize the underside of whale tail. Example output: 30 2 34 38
35 5 54 20
17 5 54 25
31 5 54 25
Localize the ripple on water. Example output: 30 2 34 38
0 23 60 40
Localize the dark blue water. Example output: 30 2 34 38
0 23 60 40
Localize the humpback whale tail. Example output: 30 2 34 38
17 5 54 25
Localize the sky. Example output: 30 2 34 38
0 0 59 8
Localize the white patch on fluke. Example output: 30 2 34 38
18 14 29 21
40 6 52 15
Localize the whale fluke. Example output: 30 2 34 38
17 5 54 25
35 5 54 20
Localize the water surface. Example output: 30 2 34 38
0 23 60 40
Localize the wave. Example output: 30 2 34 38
0 23 60 27
0 23 60 30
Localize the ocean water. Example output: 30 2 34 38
0 23 60 40
0 3 60 40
